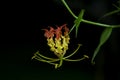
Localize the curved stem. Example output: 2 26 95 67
69 24 76 34
34 57 57 65
82 19 111 27
35 55 59 62
34 51 58 60
100 9 120 19
61 0 120 28
61 0 77 18
64 55 89 62
64 58 84 62
64 44 82 59
82 19 120 28
58 55 63 68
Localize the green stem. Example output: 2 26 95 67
82 19 112 27
64 44 81 59
82 19 120 28
35 51 58 60
64 55 89 62
101 9 120 18
69 24 76 34
61 0 120 28
58 55 63 68
64 58 85 61
61 0 77 19
35 55 59 62
34 57 57 65
113 4 120 9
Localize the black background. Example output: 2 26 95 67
1 0 120 80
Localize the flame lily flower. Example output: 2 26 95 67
32 24 89 69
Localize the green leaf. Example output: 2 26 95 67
74 9 85 37
91 27 113 64
99 28 113 45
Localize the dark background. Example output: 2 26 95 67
1 0 120 80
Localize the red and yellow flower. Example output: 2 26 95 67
32 24 89 69
43 24 70 57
